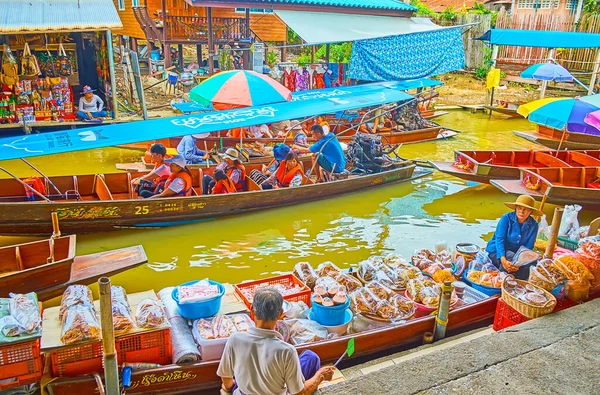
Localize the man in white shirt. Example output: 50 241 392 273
218 289 334 395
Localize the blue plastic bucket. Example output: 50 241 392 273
462 271 502 296
150 50 161 60
310 295 350 326
172 280 225 319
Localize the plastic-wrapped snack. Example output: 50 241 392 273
178 280 220 304
112 303 135 335
418 284 441 308
411 249 436 269
59 285 95 321
315 276 339 295
286 319 328 345
111 286 130 311
374 300 400 320
528 265 558 291
316 262 341 278
388 294 415 320
135 298 166 329
576 241 600 291
396 266 422 287
195 318 215 339
539 259 569 283
366 280 393 300
334 272 362 293
421 262 446 276
293 262 318 289
432 269 456 284
555 256 594 281
513 247 540 267
232 314 253 333
284 301 309 319
8 293 41 334
349 288 378 314
436 250 453 269
213 315 236 338
60 304 101 345
382 254 410 268
358 260 379 282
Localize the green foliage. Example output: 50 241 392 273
475 47 493 80
584 0 600 13
440 7 456 20
470 1 491 14
410 0 436 15
287 28 302 44
266 51 278 68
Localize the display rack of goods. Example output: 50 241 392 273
235 274 311 309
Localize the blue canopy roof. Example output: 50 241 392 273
476 29 600 49
0 84 412 161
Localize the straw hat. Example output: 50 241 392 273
218 148 240 161
504 195 543 216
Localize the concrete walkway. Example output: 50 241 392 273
318 299 600 395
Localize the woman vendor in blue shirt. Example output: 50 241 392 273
485 194 541 280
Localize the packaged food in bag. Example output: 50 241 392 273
59 285 95 320
293 262 318 289
135 298 166 329
555 256 594 281
334 272 362 292
528 265 558 291
358 260 379 282
314 276 339 295
195 318 215 340
316 262 341 278
7 293 41 334
388 294 415 320
284 301 309 319
213 315 236 338
60 304 101 345
381 254 410 268
232 314 253 333
349 287 379 315
286 319 328 345
396 266 422 287
374 300 400 321
513 247 540 267
177 279 220 304
537 214 550 241
366 280 393 300
111 286 135 335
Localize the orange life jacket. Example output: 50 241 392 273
227 162 247 192
212 176 237 194
23 176 45 200
275 161 305 187
229 128 244 138
164 171 193 196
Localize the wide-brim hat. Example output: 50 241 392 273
504 195 543 216
273 144 291 161
81 85 95 94
164 154 187 169
192 133 210 139
218 147 240 161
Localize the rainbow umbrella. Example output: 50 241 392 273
189 70 292 109
521 63 574 82
517 97 600 135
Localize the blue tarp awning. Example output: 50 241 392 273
475 29 600 48
394 78 443 90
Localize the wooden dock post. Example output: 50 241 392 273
99 277 119 395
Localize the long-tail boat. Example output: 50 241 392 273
430 149 600 183
0 235 148 300
484 101 523 117
491 167 600 207
515 125 600 150
43 289 497 394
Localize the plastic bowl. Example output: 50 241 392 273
309 308 353 336
172 280 225 320
310 295 350 326
461 271 501 296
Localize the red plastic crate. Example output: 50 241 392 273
234 274 311 310
50 341 104 377
117 329 172 365
0 339 43 390
493 298 529 331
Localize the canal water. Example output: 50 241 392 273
1 111 598 305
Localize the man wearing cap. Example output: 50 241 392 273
218 288 334 395
485 194 541 279
292 124 345 182
177 135 209 165
77 86 107 121
202 148 247 194
146 155 194 198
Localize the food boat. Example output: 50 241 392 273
491 167 600 207
515 125 600 150
430 149 600 183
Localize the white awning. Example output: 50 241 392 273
275 10 450 45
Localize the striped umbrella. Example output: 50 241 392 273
517 96 600 135
190 70 292 110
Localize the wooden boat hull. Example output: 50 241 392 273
44 295 498 395
0 235 76 297
484 105 522 117
0 166 430 235
515 125 600 150
421 110 449 120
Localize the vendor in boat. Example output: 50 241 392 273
261 151 306 189
485 194 541 279
146 155 194 198
177 134 209 165
132 143 171 198
290 122 309 149
77 86 107 121
211 169 237 194
202 148 246 194
218 289 334 395
293 124 346 182
247 124 273 139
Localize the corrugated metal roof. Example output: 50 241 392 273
0 0 123 34
193 0 417 12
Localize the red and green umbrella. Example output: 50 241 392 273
190 70 292 110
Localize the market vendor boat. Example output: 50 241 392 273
43 288 498 395
0 235 147 300
515 125 600 150
491 167 600 207
430 149 600 184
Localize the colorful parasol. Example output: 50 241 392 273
189 70 292 110
517 97 600 135
520 63 574 82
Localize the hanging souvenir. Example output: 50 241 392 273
56 43 72 77
1 45 19 86
21 43 41 77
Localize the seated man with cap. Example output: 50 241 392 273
218 288 334 395
177 134 209 165
202 148 246 194
293 124 346 183
145 155 194 198
77 86 107 121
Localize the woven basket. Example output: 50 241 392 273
501 275 556 319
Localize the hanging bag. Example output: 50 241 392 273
20 43 41 78
56 43 72 77
2 45 19 86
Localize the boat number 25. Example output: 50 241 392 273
135 205 150 215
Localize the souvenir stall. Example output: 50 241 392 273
269 62 350 92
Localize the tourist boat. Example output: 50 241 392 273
484 102 523 117
491 167 600 207
0 235 147 300
430 149 600 184
515 125 600 150
0 162 431 235
43 290 498 394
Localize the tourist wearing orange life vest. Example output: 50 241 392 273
133 144 172 198
146 155 194 198
261 151 306 190
211 169 237 194
202 148 247 194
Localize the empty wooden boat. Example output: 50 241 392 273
515 125 600 150
491 167 600 207
484 102 523 118
430 149 600 183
